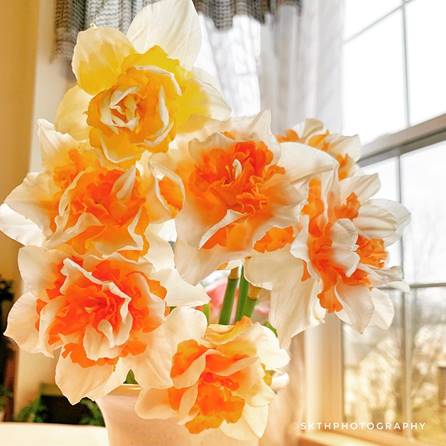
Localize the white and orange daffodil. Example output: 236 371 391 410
55 0 230 163
245 173 410 345
161 111 337 284
5 246 209 404
0 120 181 264
135 308 289 442
276 118 361 180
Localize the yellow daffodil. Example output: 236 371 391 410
55 0 230 164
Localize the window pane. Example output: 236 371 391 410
362 157 400 266
409 287 446 444
407 0 446 124
362 157 398 202
344 0 401 39
343 12 406 144
401 143 446 283
343 291 404 430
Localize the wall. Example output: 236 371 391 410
0 0 71 412
0 1 37 283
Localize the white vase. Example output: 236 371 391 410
97 385 259 446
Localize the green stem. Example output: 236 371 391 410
125 370 137 384
243 298 257 318
243 285 260 318
202 303 210 322
219 268 240 325
235 268 249 321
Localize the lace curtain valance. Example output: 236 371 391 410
55 0 301 59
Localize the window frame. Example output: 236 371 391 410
305 118 446 446
305 1 446 445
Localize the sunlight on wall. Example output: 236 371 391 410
0 0 72 413
0 1 37 283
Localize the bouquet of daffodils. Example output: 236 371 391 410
0 0 409 442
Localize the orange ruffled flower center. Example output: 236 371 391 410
276 129 353 180
302 179 387 312
254 225 295 252
38 258 166 367
168 318 263 434
65 168 150 256
169 340 245 434
185 140 287 251
88 46 207 159
44 148 99 230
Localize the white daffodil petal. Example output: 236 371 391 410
112 166 136 200
129 308 208 389
278 142 337 183
83 325 121 361
244 325 290 369
214 356 258 377
37 119 79 167
150 220 177 242
331 219 360 277
127 0 201 69
124 329 173 390
174 239 244 285
269 270 323 347
326 133 361 162
187 134 234 171
295 118 325 139
4 173 55 236
135 388 177 420
0 204 45 246
164 307 208 345
178 385 198 421
173 353 207 389
339 174 381 204
4 292 40 354
243 403 270 439
185 112 274 153
48 212 101 249
153 268 210 307
363 265 409 292
335 283 374 333
198 209 244 249
18 246 65 292
55 85 91 141
232 111 277 153
37 297 64 355
244 249 300 291
72 27 134 95
192 68 231 121
56 354 127 404
145 228 175 270
369 288 395 329
289 214 309 260
221 404 268 441
355 199 410 245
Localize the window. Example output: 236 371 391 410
342 1 446 445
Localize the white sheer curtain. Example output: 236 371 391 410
196 3 344 445
196 0 344 131
261 1 345 132
195 15 261 117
